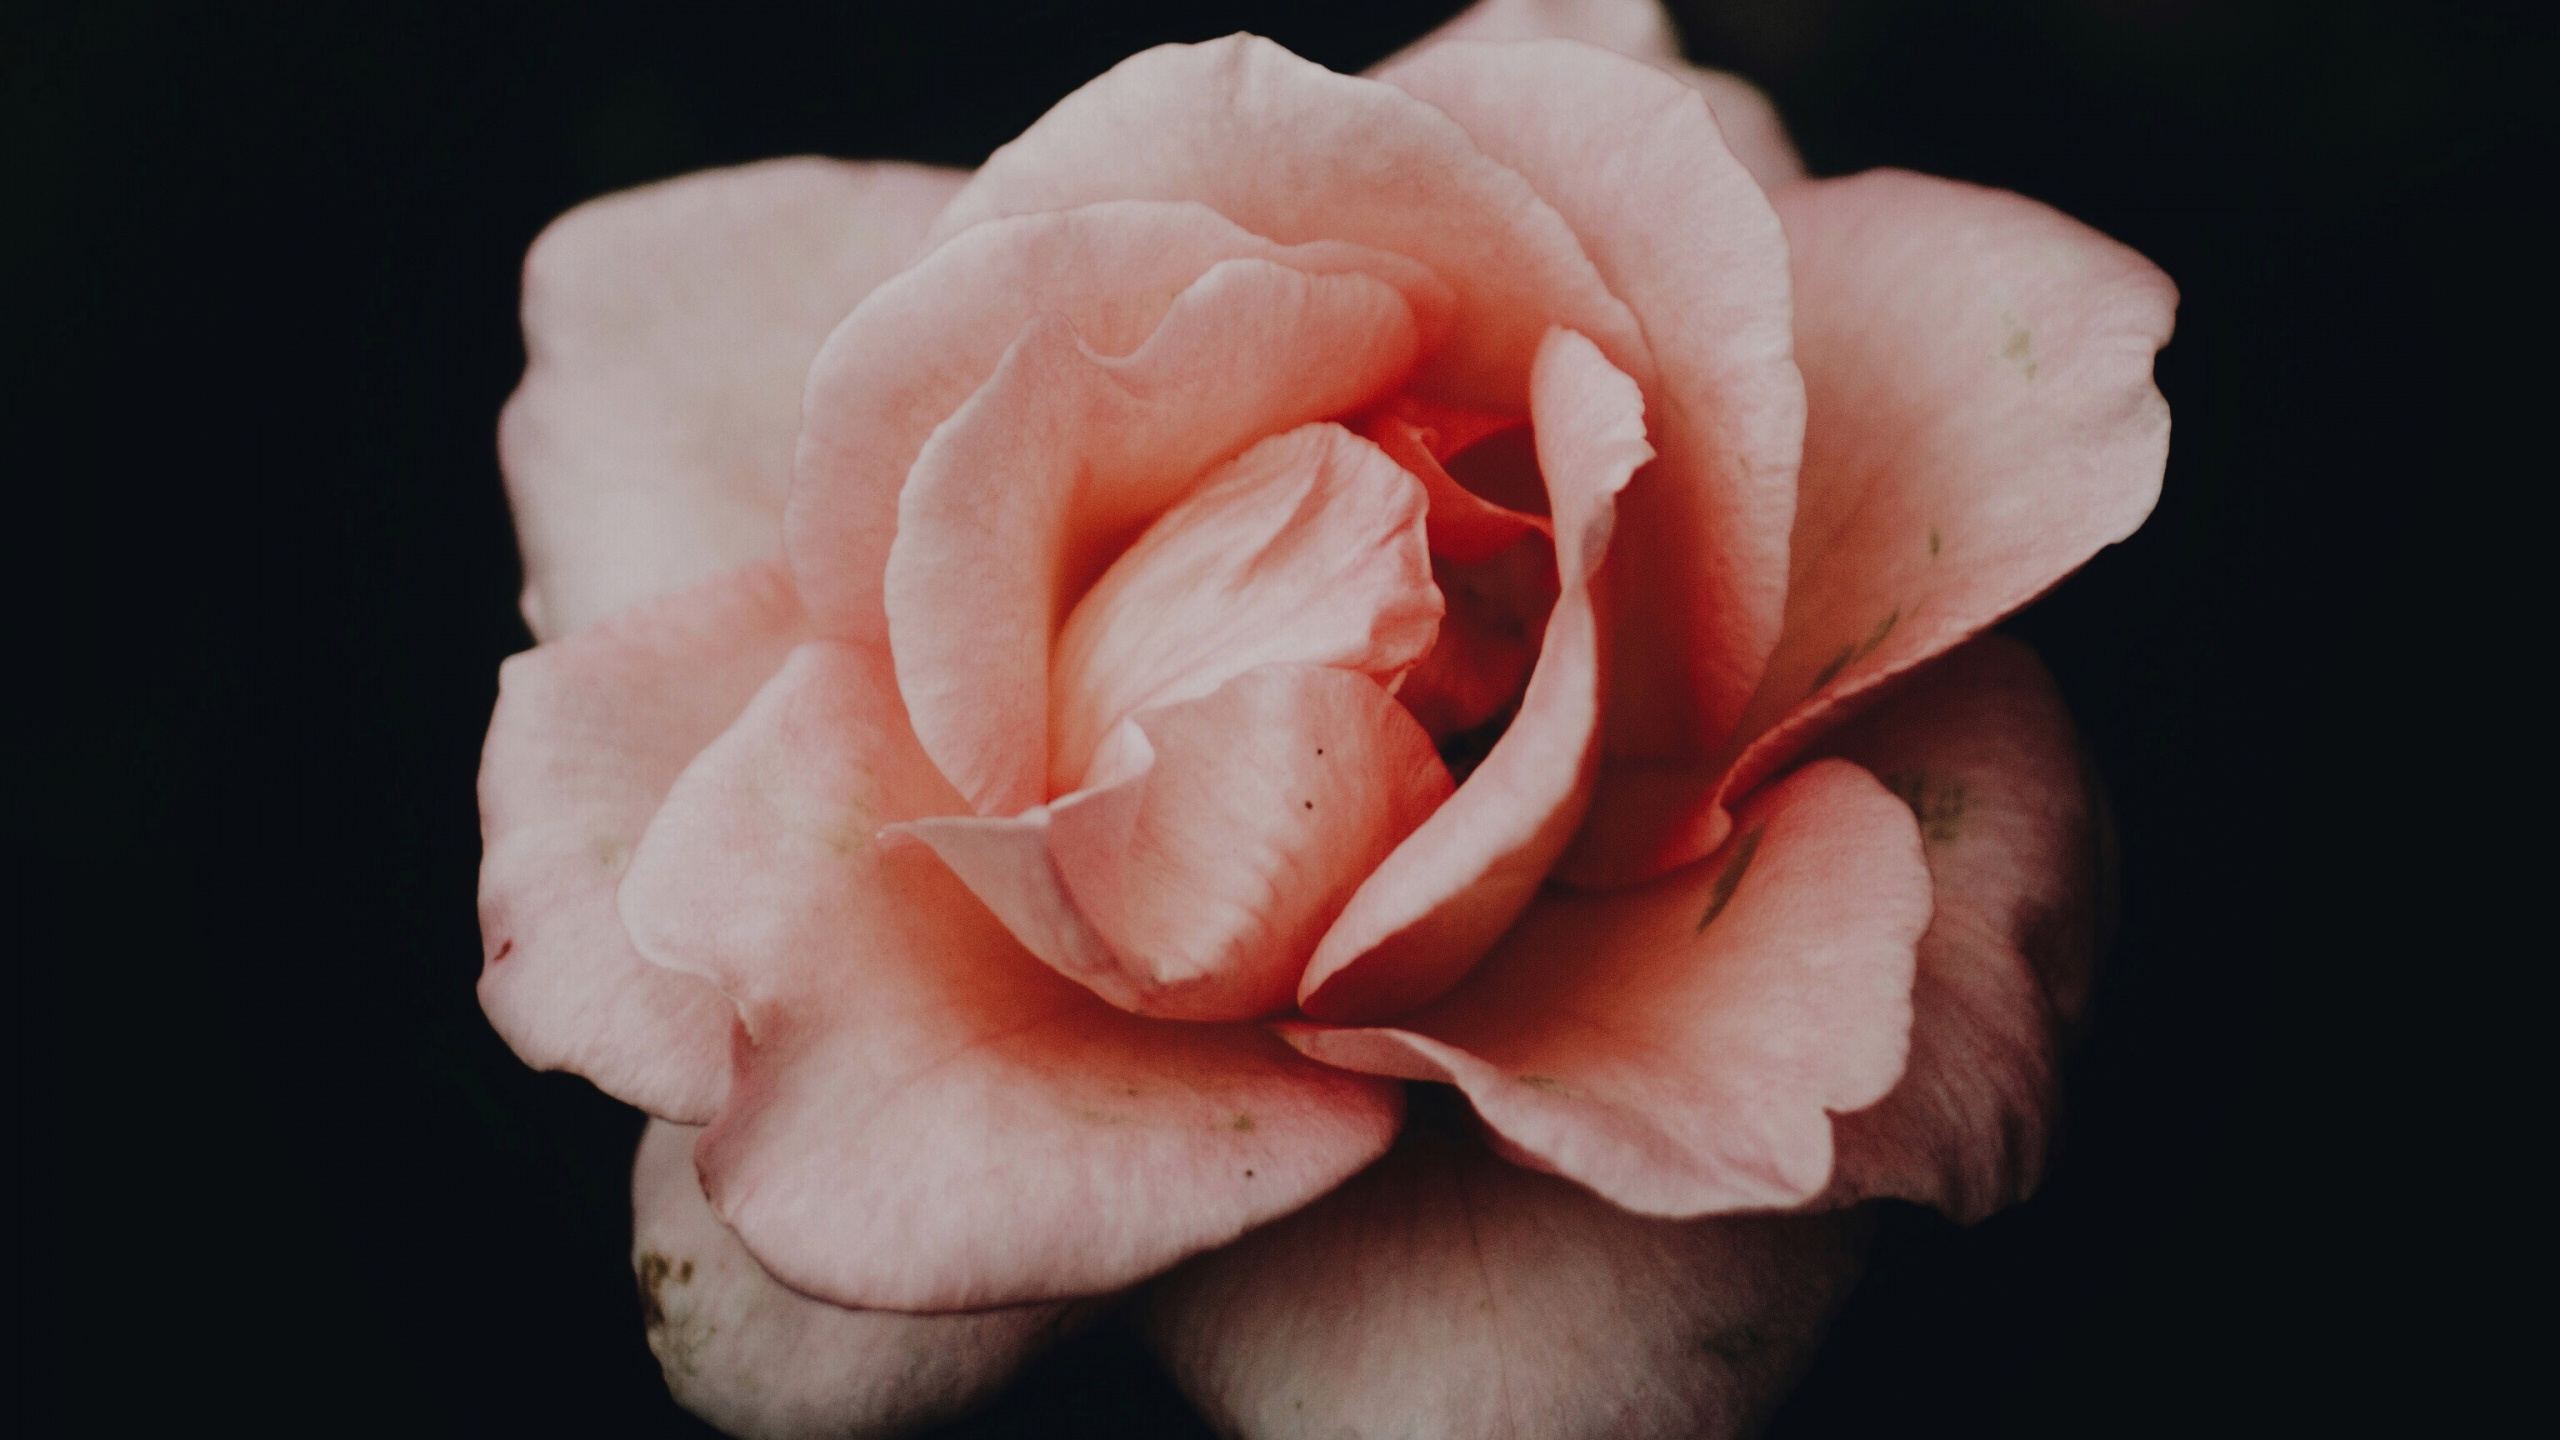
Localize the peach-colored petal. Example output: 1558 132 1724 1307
475 560 808 1122
1353 402 1549 566
501 159 962 641
885 263 1423 818
1395 540 1559 743
1300 329 1644 1022
1383 40 1803 778
1565 170 2176 884
631 1120 1075 1440
788 201 1453 647
926 34 1655 412
1048 424 1442 794
1285 758 1930 1216
1148 1134 1871 1440
618 641 1402 1311
1808 637 2103 1220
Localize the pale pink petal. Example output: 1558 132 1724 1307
885 264 1424 819
1565 171 2176 884
1383 40 1803 781
1664 65 1805 191
1300 329 1645 1022
618 641 1402 1311
1285 758 1930 1216
1148 1134 1871 1440
1808 637 2103 1220
501 160 963 640
476 560 808 1122
632 1120 1076 1440
789 201 1453 647
925 34 1655 412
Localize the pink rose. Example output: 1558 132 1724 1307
475 1 2173 1435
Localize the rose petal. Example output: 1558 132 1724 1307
1395 540 1559 743
618 641 1403 1310
501 159 963 640
1565 170 2176 884
1808 636 2103 1220
884 261 1424 818
1299 328 1644 1022
632 1120 1073 1440
789 200 1453 647
1285 758 1931 1216
925 34 1655 411
1383 39 1803 781
476 560 807 1122
1353 400 1549 566
1148 1133 1871 1440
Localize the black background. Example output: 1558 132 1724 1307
18 1 2531 1435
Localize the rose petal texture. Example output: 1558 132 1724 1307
502 159 964 640
1565 169 2176 884
632 1120 1072 1440
476 561 806 1122
618 640 1402 1310
1148 1134 1872 1440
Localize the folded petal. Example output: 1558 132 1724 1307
885 262 1423 818
1300 329 1644 1022
476 560 808 1122
632 1120 1073 1440
619 641 1402 1310
926 34 1655 411
502 159 963 640
789 200 1453 647
1148 1134 1871 1440
1383 40 1803 779
1567 170 2175 884
1352 397 1548 566
1285 758 1930 1216
1808 636 2103 1220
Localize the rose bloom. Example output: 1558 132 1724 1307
473 1 2173 1435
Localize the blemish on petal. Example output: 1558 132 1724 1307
1515 1073 1582 1098
1999 315 2038 379
1928 524 1942 558
1230 1112 1257 1132
1694 828 1765 934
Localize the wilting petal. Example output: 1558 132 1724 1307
1286 759 1930 1216
1385 40 1802 781
1148 1134 1871 1440
501 160 962 640
928 34 1654 411
631 1120 1073 1440
790 200 1452 647
1301 329 1644 1022
885 262 1422 818
1567 170 2175 884
1809 636 2103 1220
476 560 808 1122
619 641 1402 1310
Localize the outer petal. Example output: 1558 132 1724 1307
1285 759 1931 1217
1809 636 2104 1220
501 159 963 640
618 641 1402 1311
1148 1134 1871 1440
1383 39 1803 781
1299 328 1644 1022
631 1120 1072 1440
475 560 808 1122
925 34 1656 412
1566 170 2176 884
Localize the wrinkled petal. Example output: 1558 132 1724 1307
1285 759 1930 1216
476 560 807 1122
885 262 1424 818
1384 40 1803 777
1148 1134 1871 1440
1300 329 1644 1022
632 1120 1074 1440
1352 397 1547 566
1048 423 1442 793
927 34 1655 412
1809 636 2104 1220
790 200 1453 647
1566 170 2176 884
502 159 963 640
618 641 1402 1310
